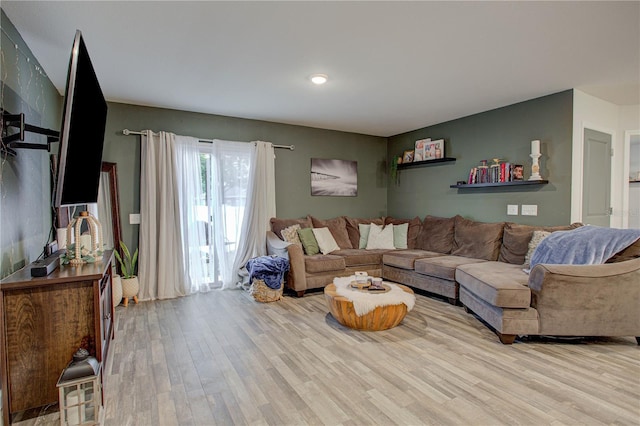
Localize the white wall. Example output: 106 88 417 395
572 90 640 228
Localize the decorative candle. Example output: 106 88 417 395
65 390 83 424
79 234 92 251
531 140 540 155
57 228 67 249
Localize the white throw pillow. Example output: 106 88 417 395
358 223 371 249
312 227 341 255
366 223 395 250
393 223 409 249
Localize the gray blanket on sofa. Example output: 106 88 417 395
530 225 640 269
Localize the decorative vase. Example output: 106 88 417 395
112 274 123 307
121 276 139 307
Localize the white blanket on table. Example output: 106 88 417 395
333 276 415 316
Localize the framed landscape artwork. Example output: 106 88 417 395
311 158 357 196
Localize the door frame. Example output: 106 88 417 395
571 121 616 226
623 130 640 228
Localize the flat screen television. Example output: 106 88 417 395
54 30 107 208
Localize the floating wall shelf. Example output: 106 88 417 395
450 180 549 189
397 157 456 170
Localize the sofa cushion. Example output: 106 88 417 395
499 222 583 265
451 216 504 261
297 227 320 255
416 215 456 254
383 249 444 270
304 254 346 274
456 261 531 308
606 237 640 263
312 227 340 255
310 215 353 249
366 223 395 250
333 249 387 267
385 217 422 249
281 224 302 247
393 223 409 249
345 217 385 249
270 217 312 240
414 255 487 281
358 223 371 248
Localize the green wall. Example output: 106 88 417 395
0 10 62 278
103 102 388 253
387 90 574 226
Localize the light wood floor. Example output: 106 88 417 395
17 289 640 425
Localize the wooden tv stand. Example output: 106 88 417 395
0 250 114 424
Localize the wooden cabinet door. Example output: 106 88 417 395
4 282 94 412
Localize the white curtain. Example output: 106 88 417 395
173 136 210 293
194 139 253 290
95 172 114 249
138 132 276 298
139 131 188 300
229 141 276 288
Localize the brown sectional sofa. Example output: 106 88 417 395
266 215 421 296
266 214 640 344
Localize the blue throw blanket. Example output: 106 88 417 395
247 256 289 289
530 225 640 269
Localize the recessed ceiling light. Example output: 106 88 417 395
310 74 328 85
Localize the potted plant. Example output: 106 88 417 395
390 155 401 184
114 241 139 307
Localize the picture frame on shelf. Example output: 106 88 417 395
414 138 429 162
402 150 415 163
424 139 444 160
513 164 524 180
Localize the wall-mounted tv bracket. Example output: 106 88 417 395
1 109 60 157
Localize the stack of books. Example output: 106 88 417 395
467 160 516 184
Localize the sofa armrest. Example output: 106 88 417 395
286 242 308 293
529 258 640 292
528 258 640 336
266 231 308 293
266 231 291 259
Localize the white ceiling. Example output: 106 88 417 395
3 1 639 137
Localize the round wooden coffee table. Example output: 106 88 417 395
324 282 414 331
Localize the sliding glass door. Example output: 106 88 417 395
195 144 251 289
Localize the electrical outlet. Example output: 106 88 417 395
507 205 518 215
129 213 141 225
521 204 538 216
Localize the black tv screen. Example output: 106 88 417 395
54 30 107 207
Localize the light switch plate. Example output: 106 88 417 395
507 205 518 215
129 213 141 225
521 205 538 216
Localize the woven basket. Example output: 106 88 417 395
251 279 283 303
